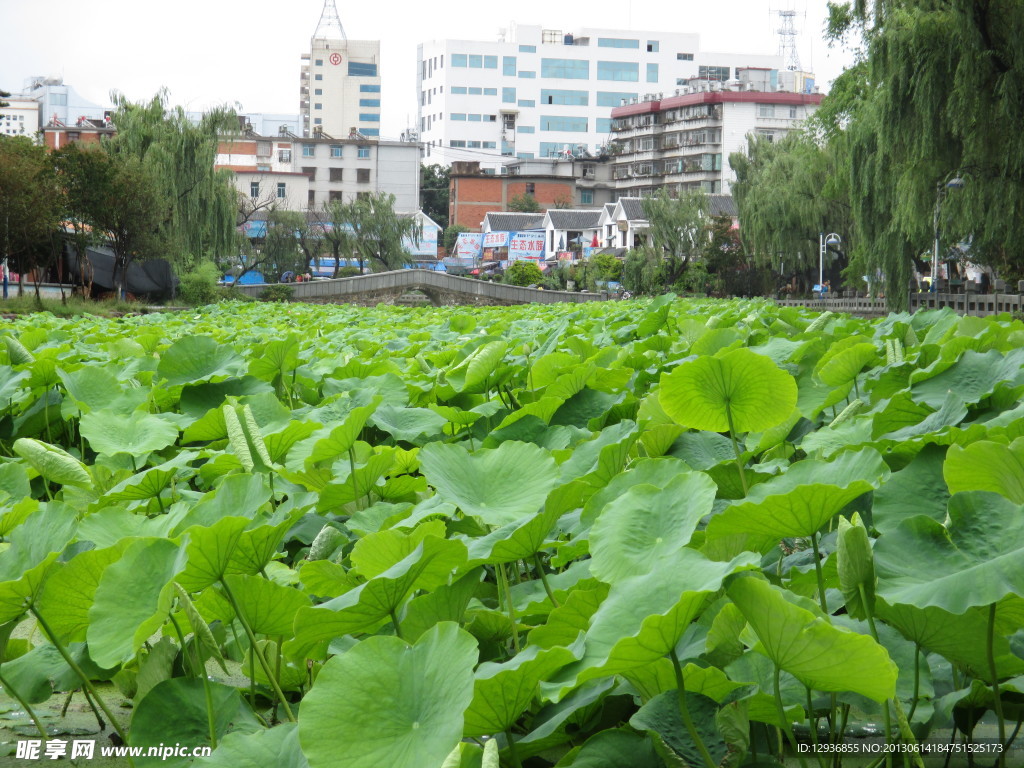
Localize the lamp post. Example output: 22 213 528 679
933 174 965 283
818 231 841 291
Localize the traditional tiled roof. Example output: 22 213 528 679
483 212 546 231
708 194 738 218
618 198 647 221
546 209 603 229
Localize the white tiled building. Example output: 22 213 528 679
416 25 791 172
0 96 39 138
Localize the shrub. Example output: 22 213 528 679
177 262 221 306
337 266 361 278
217 285 257 303
505 261 544 286
260 284 294 302
590 253 623 282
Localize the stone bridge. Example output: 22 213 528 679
231 269 609 306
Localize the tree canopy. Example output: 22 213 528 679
420 164 450 228
641 189 709 284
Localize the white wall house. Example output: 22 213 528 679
416 25 788 172
0 97 40 138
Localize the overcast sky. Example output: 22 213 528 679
2 0 855 139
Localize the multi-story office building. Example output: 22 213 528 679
608 69 823 194
300 0 382 138
18 76 112 130
0 96 40 138
416 25 791 172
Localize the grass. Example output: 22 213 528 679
0 293 155 318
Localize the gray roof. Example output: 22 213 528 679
483 212 546 231
546 209 602 229
619 198 647 221
708 194 737 218
604 203 617 216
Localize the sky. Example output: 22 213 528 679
1 0 855 140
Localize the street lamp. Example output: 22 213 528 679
819 231 841 291
933 174 966 282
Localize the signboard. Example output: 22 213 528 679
483 231 510 248
453 232 484 259
508 232 546 262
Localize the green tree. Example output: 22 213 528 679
829 0 1024 304
505 260 543 286
261 210 309 282
509 193 541 213
0 137 63 298
443 224 469 255
319 193 420 273
589 252 623 282
641 189 709 285
0 88 10 108
420 164 450 228
621 246 667 295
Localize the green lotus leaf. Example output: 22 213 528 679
464 638 583 736
630 690 730 768
87 537 189 668
349 519 447 579
400 570 481 642
13 437 92 489
589 471 717 583
0 503 78 623
419 440 559 527
195 723 305 768
246 334 299 382
912 348 1024 409
305 396 382 466
874 491 1024 613
871 444 949 533
298 622 477 768
221 574 311 636
464 504 562 566
837 513 875 620
446 340 508 393
80 411 179 460
58 365 148 416
35 542 128 643
370 404 447 444
704 448 889 555
156 335 246 387
728 576 897 702
817 342 878 387
562 728 663 768
944 437 1024 503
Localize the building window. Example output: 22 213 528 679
790 106 798 118
277 182 286 199
518 99 535 107
449 140 466 147
315 58 323 65
698 65 731 81
302 144 315 157
314 74 323 81
50 93 67 106
331 145 343 157
598 37 640 48
541 58 589 79
519 70 536 79
329 190 343 202
359 113 380 122
308 190 316 205
484 55 498 68
597 91 637 106
482 141 496 148
596 118 613 133
597 61 639 81
517 126 535 133
469 54 483 68
357 169 370 183
451 54 467 67
581 190 593 204
250 182 260 199
347 62 378 77
278 149 292 162
314 118 322 125
330 168 344 181
647 40 659 52
451 113 467 121
361 128 380 137
360 84 381 93
360 98 381 107
541 89 588 106
358 147 370 158
503 56 517 75
468 114 482 122
519 44 536 52
314 103 322 110
468 87 482 95
647 63 658 82
451 86 467 94
758 104 776 118
525 183 535 194
540 115 588 132
468 140 481 148
677 52 694 61
302 166 316 179
314 88 322 95
484 88 497 95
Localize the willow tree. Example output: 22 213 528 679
641 188 708 285
830 0 1024 304
106 90 238 271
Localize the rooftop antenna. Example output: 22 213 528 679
775 8 802 71
313 0 347 41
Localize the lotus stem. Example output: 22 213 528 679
724 403 748 496
907 643 921 723
505 728 524 768
811 533 828 615
772 663 808 768
670 648 719 768
806 687 827 768
390 608 404 640
987 602 1007 768
859 583 893 767
496 563 520 654
0 668 49 741
533 553 560 608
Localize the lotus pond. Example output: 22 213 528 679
1 297 1024 768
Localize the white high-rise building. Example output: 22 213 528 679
417 25 796 172
300 0 382 139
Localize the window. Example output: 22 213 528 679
698 65 731 81
541 58 589 79
503 56 517 75
331 145 343 157
484 88 497 95
50 93 68 106
647 40 659 53
598 38 640 48
483 141 496 149
468 140 481 148
597 91 637 107
302 144 315 157
357 169 370 183
277 182 286 199
451 86 467 94
359 113 380 122
525 183 535 194
519 44 536 52
468 114 481 122
360 84 381 92
758 104 776 118
597 61 639 81
308 190 316 205
484 55 498 69
249 182 260 199
278 149 292 162
358 147 370 158
518 99 535 107
581 190 594 204
314 88 322 95
596 118 613 133
541 89 588 106
302 166 316 179
647 63 659 82
347 62 378 77
329 190 343 202
360 98 380 107
361 128 380 137
314 118 322 125
677 52 694 61
790 106 798 118
517 152 535 159
329 168 343 181
451 54 467 67
468 87 482 95
519 71 536 78
540 142 574 157
502 87 516 103
517 126 535 133
540 115 588 131
468 54 482 68
315 58 323 66
449 140 466 147
314 74 323 81
314 103 322 110
451 113 467 121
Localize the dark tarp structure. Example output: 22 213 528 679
64 245 179 301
